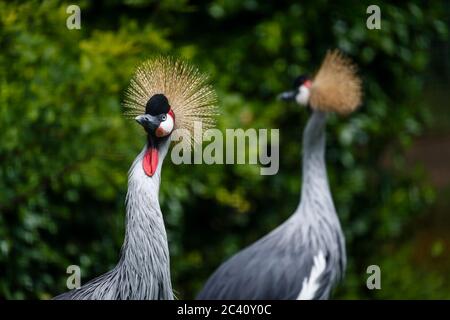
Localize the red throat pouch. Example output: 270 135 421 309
143 146 158 176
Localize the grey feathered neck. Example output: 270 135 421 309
54 139 173 300
195 110 347 300
292 110 346 292
298 110 333 216
117 138 173 299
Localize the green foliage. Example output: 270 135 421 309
0 0 447 299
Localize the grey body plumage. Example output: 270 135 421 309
197 111 346 300
55 141 174 300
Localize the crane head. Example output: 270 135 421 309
124 57 218 177
135 94 175 138
135 94 175 177
279 50 362 114
279 74 312 107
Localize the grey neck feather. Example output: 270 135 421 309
115 138 173 299
56 138 175 300
298 110 335 217
292 110 345 278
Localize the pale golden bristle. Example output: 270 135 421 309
123 56 218 146
309 49 362 114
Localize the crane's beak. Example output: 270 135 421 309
278 90 296 101
135 114 160 133
136 114 161 177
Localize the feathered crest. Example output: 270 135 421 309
123 56 218 146
310 49 362 114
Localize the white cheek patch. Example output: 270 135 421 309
295 86 310 106
156 115 174 137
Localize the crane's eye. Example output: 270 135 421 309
160 114 167 121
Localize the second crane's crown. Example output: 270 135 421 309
281 49 362 114
309 49 362 114
124 56 218 146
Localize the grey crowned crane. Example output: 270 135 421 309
197 50 362 300
54 57 217 300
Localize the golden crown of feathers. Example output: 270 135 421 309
310 49 362 114
123 56 218 145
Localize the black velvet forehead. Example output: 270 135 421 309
293 74 310 88
145 94 170 115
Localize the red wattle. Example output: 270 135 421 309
143 147 159 177
168 109 175 121
304 80 312 88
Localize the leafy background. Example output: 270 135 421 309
0 0 449 299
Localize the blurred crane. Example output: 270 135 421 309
197 50 362 300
